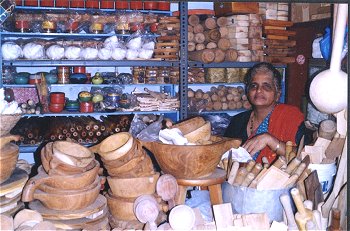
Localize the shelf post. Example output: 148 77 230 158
179 1 188 120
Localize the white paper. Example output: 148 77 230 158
222 147 252 163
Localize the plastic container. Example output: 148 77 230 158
130 1 142 10
115 1 128 9
86 0 99 8
40 0 54 7
55 0 69 7
70 0 84 8
308 162 337 194
100 0 114 9
222 182 293 222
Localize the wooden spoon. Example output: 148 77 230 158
156 174 178 210
134 194 159 231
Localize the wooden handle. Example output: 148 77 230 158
272 156 286 169
241 173 255 187
289 151 296 162
285 157 301 174
303 200 313 210
291 188 313 231
22 177 44 202
329 208 341 231
285 141 293 162
291 188 308 215
245 160 255 172
233 167 247 185
248 179 258 188
284 174 299 188
280 193 298 230
250 163 262 177
0 135 20 149
292 162 306 176
227 161 239 185
312 210 322 230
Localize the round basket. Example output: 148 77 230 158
0 114 22 137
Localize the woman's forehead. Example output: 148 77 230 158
251 72 274 82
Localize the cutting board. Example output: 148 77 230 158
304 170 324 210
29 194 106 220
325 137 346 160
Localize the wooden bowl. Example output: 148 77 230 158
141 136 241 178
184 121 211 143
171 116 205 135
13 209 43 229
106 191 137 221
0 114 22 137
22 177 101 211
107 172 160 198
97 132 133 161
0 143 19 184
52 140 94 168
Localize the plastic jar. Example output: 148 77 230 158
130 1 142 10
40 0 54 7
115 1 128 9
70 0 84 8
100 0 114 9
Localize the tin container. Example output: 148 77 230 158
57 66 70 84
70 0 84 8
116 1 128 9
100 0 114 9
86 0 99 8
80 101 94 113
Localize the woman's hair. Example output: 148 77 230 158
244 62 282 91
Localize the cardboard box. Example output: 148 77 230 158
215 2 259 16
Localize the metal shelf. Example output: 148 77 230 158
4 83 176 88
22 110 179 117
188 83 245 87
2 60 180 67
189 109 246 114
0 31 159 39
188 61 287 68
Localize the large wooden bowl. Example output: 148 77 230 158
22 177 101 211
107 172 160 198
106 191 137 221
141 136 241 178
0 143 19 184
96 132 133 161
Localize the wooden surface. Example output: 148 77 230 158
0 168 28 197
29 194 106 220
141 137 241 178
106 192 137 221
214 2 258 16
213 203 233 229
304 170 324 210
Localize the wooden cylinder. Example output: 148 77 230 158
204 29 221 42
245 160 256 172
250 163 262 176
233 167 248 185
224 49 238 61
202 17 217 30
285 158 301 174
194 33 205 44
217 17 228 27
188 49 215 63
213 48 225 63
196 43 206 51
188 15 200 26
193 24 204 33
241 173 255 187
218 38 231 50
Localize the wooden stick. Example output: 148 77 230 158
233 167 248 185
227 161 239 185
291 188 313 231
280 193 298 230
285 157 301 174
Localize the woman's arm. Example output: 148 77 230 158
242 133 286 157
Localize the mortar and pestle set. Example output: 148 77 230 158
21 140 108 230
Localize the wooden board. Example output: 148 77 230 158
213 203 233 229
256 166 290 190
263 56 295 64
242 213 270 230
325 137 346 160
304 170 324 210
29 194 106 220
264 39 296 47
263 29 296 37
214 2 259 16
0 168 28 197
263 20 293 27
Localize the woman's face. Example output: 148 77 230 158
247 72 281 108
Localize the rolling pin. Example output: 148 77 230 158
285 141 293 162
288 151 297 162
241 173 255 187
312 210 322 230
280 193 298 230
303 200 313 210
248 179 258 188
285 157 301 174
233 167 248 185
250 163 262 177
227 161 239 185
284 174 299 188
272 156 287 169
245 160 256 172
262 157 270 168
291 188 313 231
292 162 307 177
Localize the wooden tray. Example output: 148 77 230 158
29 194 106 220
0 168 28 197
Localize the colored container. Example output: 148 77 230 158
115 1 128 9
57 66 70 84
50 92 65 104
130 1 142 10
86 0 99 8
100 0 114 9
65 21 79 33
15 0 23 6
29 74 42 84
55 0 69 7
25 0 39 6
42 20 57 33
70 0 84 8
309 162 337 194
49 103 65 113
15 20 30 33
73 66 86 74
143 1 158 10
158 1 170 11
40 0 54 7
80 101 94 113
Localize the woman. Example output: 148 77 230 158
224 62 305 164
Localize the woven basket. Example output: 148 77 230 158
0 114 22 137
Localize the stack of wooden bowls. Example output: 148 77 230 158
0 135 28 217
21 141 109 230
90 132 158 228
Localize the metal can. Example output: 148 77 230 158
57 66 70 84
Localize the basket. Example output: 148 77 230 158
0 114 22 137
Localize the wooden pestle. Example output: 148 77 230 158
245 160 255 172
303 200 313 210
312 210 322 230
233 167 248 185
241 173 255 187
227 161 239 185
285 157 301 174
285 141 293 162
272 156 287 169
289 151 297 162
292 162 307 177
291 188 313 231
250 163 262 177
280 193 298 230
329 208 341 231
284 174 299 188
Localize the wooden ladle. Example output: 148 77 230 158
156 174 178 210
309 3 348 114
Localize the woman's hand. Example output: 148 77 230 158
242 133 275 156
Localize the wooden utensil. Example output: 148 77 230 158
0 168 28 197
212 203 233 229
13 209 43 229
156 174 178 209
0 135 20 149
325 135 346 160
328 208 341 231
285 157 301 174
304 170 324 210
169 205 195 230
0 214 14 230
226 150 233 179
291 188 313 231
227 161 239 185
296 135 305 159
134 194 159 230
280 193 298 230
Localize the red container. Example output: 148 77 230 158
65 21 79 33
144 1 158 10
15 0 23 6
50 92 65 104
25 0 39 6
55 0 69 7
100 0 114 9
49 103 65 113
70 0 84 8
130 1 142 10
40 0 54 6
73 66 86 74
80 101 94 113
15 20 30 32
29 78 41 84
115 1 128 9
86 0 99 8
158 1 170 11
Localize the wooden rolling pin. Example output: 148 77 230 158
285 141 293 162
245 160 255 172
272 156 287 169
241 173 255 187
291 188 313 231
233 167 248 185
285 157 301 174
280 193 298 230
